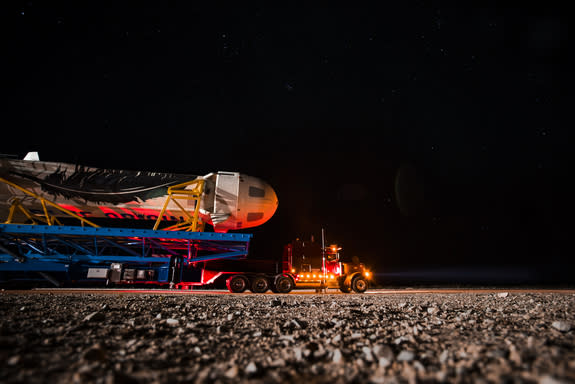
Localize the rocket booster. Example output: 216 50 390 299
0 156 278 232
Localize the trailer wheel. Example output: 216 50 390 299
274 275 294 293
250 276 269 293
351 276 368 293
226 275 248 293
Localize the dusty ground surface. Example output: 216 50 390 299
0 291 574 383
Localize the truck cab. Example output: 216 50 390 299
283 238 371 293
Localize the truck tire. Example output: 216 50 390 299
339 284 351 293
226 275 248 293
351 276 368 293
274 275 294 293
339 276 351 293
250 276 269 293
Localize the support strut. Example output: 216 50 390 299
0 177 99 228
153 178 205 232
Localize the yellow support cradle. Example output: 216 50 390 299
0 177 100 228
1 176 206 232
153 178 205 232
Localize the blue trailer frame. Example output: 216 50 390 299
0 224 252 287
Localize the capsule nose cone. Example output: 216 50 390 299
262 181 279 221
238 175 279 229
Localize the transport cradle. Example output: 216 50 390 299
0 224 252 288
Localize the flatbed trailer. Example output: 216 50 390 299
0 224 257 289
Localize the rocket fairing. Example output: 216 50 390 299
0 155 278 232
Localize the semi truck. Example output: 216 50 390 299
283 238 371 293
202 237 372 293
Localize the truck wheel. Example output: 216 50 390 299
250 276 269 293
351 276 368 293
226 275 248 293
339 277 351 293
274 275 294 293
339 285 351 293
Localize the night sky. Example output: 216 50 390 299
2 4 568 284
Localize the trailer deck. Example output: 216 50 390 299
0 224 252 287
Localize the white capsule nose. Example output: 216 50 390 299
236 175 278 229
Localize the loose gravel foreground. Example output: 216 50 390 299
1 291 574 383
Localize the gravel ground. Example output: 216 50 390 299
0 291 574 383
